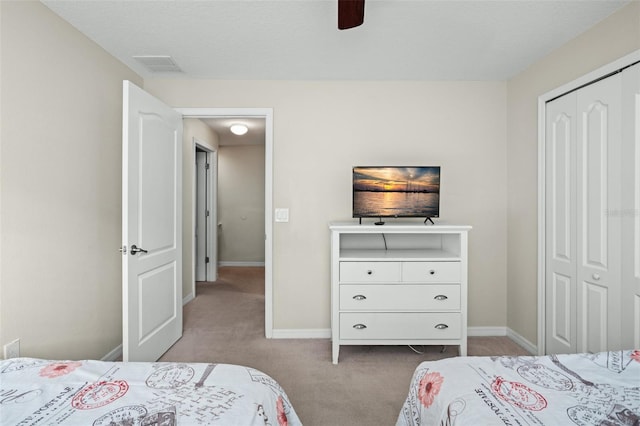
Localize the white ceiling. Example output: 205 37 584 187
42 0 630 81
41 0 630 145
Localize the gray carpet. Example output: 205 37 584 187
159 267 530 425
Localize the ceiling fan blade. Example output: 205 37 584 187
338 0 365 30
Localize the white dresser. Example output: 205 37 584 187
329 222 471 364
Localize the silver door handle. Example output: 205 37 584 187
353 324 367 330
592 273 600 280
130 244 148 255
434 295 448 301
434 324 449 330
353 295 367 300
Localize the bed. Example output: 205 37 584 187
0 357 302 425
397 349 640 426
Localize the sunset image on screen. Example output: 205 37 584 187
353 167 440 218
353 167 440 193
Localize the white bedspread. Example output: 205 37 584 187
0 357 302 425
397 350 640 426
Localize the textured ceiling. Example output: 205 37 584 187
41 0 631 81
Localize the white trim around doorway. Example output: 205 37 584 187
176 108 274 339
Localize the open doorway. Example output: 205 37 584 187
194 143 217 284
180 108 274 338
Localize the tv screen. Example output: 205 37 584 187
353 166 440 219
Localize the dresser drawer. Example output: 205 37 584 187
340 312 461 340
340 284 460 310
402 261 461 282
340 262 401 283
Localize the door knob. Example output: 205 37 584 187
592 273 600 281
130 244 148 255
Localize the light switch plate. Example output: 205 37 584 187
275 208 289 222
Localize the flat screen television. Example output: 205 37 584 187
353 166 440 223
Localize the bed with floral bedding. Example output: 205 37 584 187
396 350 640 426
0 357 301 425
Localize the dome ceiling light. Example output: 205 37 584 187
230 124 248 135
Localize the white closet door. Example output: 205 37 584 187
575 74 622 353
621 63 640 349
545 92 578 354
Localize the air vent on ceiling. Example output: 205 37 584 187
133 55 183 73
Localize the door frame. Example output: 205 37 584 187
193 139 217 287
536 49 640 355
177 107 274 338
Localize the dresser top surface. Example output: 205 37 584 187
329 221 472 232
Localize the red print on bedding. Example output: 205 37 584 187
39 361 82 378
418 371 444 408
631 350 640 363
491 376 547 411
277 395 288 426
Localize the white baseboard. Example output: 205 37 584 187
183 293 195 305
272 328 331 339
101 327 536 358
467 326 507 337
102 344 122 361
218 261 265 267
506 327 538 355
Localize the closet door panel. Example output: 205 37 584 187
621 63 640 349
581 281 608 353
576 74 622 352
545 92 577 354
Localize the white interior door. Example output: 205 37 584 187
545 92 578 354
575 74 622 353
195 150 207 281
621 63 640 349
122 81 183 362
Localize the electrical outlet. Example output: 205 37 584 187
4 339 20 359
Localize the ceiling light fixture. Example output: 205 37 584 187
230 124 248 135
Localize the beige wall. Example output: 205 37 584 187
506 2 640 345
182 119 219 299
144 80 508 330
4 0 633 359
218 144 265 264
0 1 142 359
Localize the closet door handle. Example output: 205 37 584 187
592 273 600 281
353 324 367 330
434 324 449 330
434 295 448 301
352 295 367 301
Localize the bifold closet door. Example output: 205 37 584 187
575 74 622 353
545 92 578 355
621 63 640 349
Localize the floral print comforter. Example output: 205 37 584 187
397 350 640 426
0 357 301 425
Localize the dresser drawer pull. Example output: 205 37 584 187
434 295 448 301
353 324 367 330
429 270 436 275
352 295 367 301
434 323 449 330
366 270 373 275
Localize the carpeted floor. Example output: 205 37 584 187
159 266 530 426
